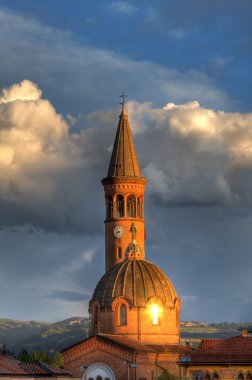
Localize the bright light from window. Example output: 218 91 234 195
151 304 159 325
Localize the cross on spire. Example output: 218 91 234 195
119 91 127 105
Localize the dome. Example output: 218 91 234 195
92 259 178 308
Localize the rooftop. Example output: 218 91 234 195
187 335 252 364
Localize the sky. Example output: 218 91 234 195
0 0 252 323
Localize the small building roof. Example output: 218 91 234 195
187 335 252 364
61 333 153 354
62 334 186 356
0 354 27 375
0 353 71 376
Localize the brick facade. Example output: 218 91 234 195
62 104 182 379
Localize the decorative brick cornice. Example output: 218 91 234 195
63 336 133 363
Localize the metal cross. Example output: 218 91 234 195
119 91 127 105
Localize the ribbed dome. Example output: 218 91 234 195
92 259 178 308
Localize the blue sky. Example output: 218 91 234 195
1 0 252 112
0 1 252 323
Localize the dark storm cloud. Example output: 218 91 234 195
44 290 90 302
0 227 103 320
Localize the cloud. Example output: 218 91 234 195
0 227 103 320
0 80 42 103
0 80 113 233
0 7 233 116
1 80 252 234
127 100 252 207
109 1 138 14
44 290 90 302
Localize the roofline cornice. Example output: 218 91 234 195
102 177 147 186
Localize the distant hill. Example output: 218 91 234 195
0 317 89 355
1 317 251 355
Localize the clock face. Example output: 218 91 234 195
114 225 125 238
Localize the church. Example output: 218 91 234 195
62 101 188 379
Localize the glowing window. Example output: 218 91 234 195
151 304 159 325
116 195 124 217
120 304 127 326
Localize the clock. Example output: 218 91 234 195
114 225 125 238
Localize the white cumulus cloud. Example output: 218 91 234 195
1 81 252 234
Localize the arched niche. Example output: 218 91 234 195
106 196 113 219
116 194 124 217
85 363 115 380
127 194 136 217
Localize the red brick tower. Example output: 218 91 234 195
102 103 147 272
63 101 183 380
89 102 181 345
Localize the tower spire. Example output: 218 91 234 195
107 96 142 178
102 98 147 272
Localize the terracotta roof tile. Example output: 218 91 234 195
148 344 192 354
0 353 71 376
0 354 27 375
20 362 71 376
189 335 252 363
20 362 48 375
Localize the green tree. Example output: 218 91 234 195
18 348 30 362
52 352 64 368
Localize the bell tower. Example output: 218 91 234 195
102 100 147 272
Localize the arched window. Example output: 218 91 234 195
151 304 159 325
246 375 252 380
94 305 99 327
137 196 143 218
212 373 220 380
119 304 127 326
96 377 102 380
117 246 122 259
116 195 124 217
106 196 113 219
204 374 211 380
238 374 244 380
127 195 136 217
